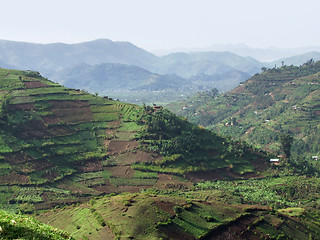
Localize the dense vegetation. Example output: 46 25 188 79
0 210 73 239
1 67 320 239
169 60 320 164
36 172 320 240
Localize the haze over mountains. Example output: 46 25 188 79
0 39 320 104
154 43 320 62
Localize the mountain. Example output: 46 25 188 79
0 67 264 208
168 60 320 162
1 68 320 239
0 39 159 74
50 63 249 105
0 59 15 69
154 43 320 62
188 70 251 93
270 51 320 67
156 51 262 78
51 62 187 91
0 39 265 105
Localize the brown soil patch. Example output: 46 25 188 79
42 116 61 125
4 152 34 164
93 184 145 194
20 130 48 139
186 170 227 182
205 214 261 240
232 85 246 94
110 151 155 165
41 170 59 181
59 115 93 124
106 166 135 178
49 100 94 124
105 129 115 139
51 107 91 117
24 81 50 88
0 173 29 185
35 198 86 210
160 224 196 240
107 141 138 155
76 160 103 172
47 125 74 137
185 168 263 183
106 121 121 129
49 100 90 108
154 200 175 215
16 160 52 173
156 174 192 190
20 124 74 139
7 103 36 111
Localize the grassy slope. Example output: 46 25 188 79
0 209 73 239
37 174 320 240
168 60 320 160
0 68 266 212
3 68 320 239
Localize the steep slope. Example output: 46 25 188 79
0 210 73 239
0 68 265 212
169 60 320 161
2 68 320 240
37 176 320 240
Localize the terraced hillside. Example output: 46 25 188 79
1 68 320 239
38 176 320 240
0 68 266 212
169 60 320 162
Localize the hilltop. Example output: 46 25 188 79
168 60 320 162
1 68 320 239
0 68 265 210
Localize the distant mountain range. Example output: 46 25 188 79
51 62 186 91
1 39 320 104
154 43 320 62
0 39 158 75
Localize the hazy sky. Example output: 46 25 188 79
1 0 320 51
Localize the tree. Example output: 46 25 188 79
280 133 294 159
261 67 267 72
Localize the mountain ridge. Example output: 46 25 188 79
168 60 320 162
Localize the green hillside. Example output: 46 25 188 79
0 68 265 212
1 68 320 239
0 209 73 239
169 60 320 163
37 176 320 240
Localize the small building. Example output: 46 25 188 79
312 156 318 160
270 159 280 165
